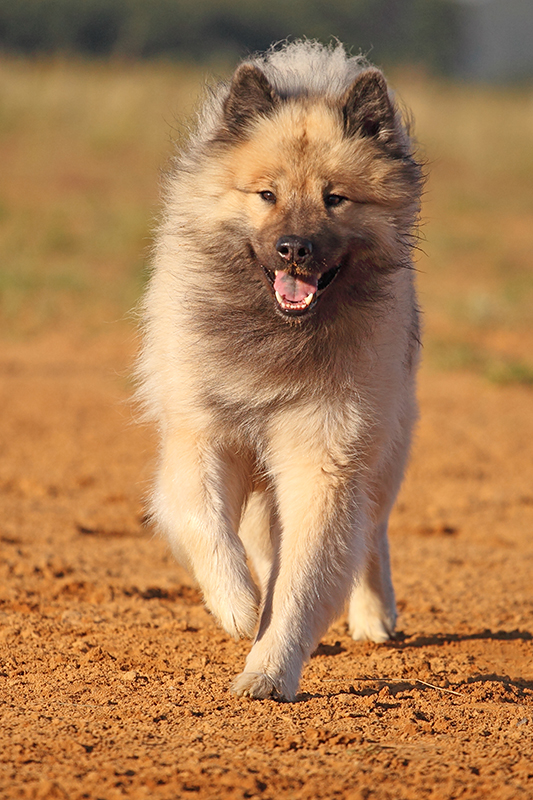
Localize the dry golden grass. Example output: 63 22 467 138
0 57 204 335
0 56 532 380
398 73 533 382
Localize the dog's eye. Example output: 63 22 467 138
324 194 347 208
259 190 276 204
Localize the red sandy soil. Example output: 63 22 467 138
0 329 532 800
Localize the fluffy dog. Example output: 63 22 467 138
138 40 423 700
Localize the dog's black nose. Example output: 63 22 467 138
276 236 313 264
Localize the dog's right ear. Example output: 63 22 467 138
223 65 279 135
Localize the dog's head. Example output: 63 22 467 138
193 60 422 324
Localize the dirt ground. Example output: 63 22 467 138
0 328 532 800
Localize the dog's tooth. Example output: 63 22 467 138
275 290 283 304
303 293 314 306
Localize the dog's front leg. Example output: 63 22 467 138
153 429 259 638
232 441 366 700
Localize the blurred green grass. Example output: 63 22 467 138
0 57 532 382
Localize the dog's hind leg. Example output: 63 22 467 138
347 427 412 643
238 490 276 600
348 517 396 642
153 429 259 639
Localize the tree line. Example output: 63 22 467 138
0 0 460 72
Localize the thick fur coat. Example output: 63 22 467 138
138 41 423 700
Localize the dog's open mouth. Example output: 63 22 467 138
263 265 341 316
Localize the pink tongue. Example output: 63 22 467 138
273 271 318 303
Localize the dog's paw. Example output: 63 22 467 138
209 589 258 640
349 615 394 643
348 585 396 643
231 671 284 700
203 569 259 639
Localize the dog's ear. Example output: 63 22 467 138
341 69 400 152
223 64 278 135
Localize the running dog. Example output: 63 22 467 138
138 40 423 700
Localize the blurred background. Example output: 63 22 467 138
1 0 532 383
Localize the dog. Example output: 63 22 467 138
137 40 423 700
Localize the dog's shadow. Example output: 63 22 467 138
464 672 533 692
389 628 532 648
297 628 533 702
311 641 346 657
298 671 533 703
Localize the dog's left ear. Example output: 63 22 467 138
341 69 400 153
223 64 279 135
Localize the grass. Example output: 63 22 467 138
0 55 532 383
0 56 204 335
397 72 533 384
426 339 533 386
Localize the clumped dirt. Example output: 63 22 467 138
0 330 532 800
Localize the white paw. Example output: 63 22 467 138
231 637 302 701
349 615 394 643
348 585 396 643
231 671 281 699
205 582 259 639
